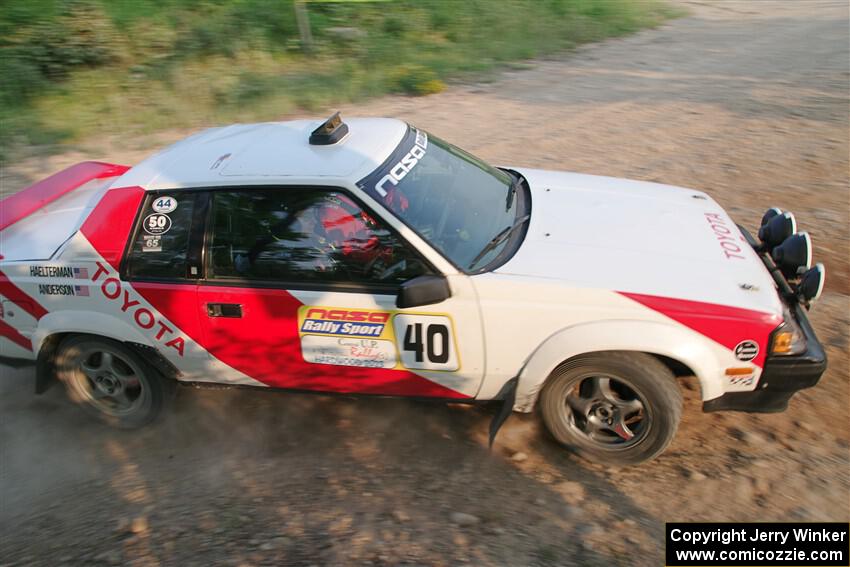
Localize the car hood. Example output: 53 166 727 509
497 168 782 315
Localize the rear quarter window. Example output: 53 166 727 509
125 194 198 280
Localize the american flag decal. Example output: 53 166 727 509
73 267 89 279
74 285 90 297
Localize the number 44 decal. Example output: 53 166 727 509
393 314 459 371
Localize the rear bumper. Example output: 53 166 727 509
703 302 827 413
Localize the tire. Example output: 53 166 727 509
55 335 174 429
539 352 682 466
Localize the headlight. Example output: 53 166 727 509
770 307 807 356
758 211 796 250
797 263 825 304
760 207 783 227
771 232 812 279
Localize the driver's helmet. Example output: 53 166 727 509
316 194 385 262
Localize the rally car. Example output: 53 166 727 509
0 113 827 464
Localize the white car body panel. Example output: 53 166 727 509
470 275 750 407
116 119 407 191
508 168 783 315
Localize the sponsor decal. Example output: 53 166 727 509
728 374 755 387
734 340 759 361
301 320 384 336
704 212 746 260
374 129 428 197
300 308 389 337
297 306 458 371
299 307 397 368
91 261 186 356
143 213 172 235
151 196 178 214
142 235 162 252
37 283 89 296
301 335 397 368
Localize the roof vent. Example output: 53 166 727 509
309 111 349 145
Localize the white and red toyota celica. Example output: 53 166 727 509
0 114 827 464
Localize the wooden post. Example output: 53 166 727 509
294 1 314 54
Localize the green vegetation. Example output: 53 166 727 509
0 0 681 161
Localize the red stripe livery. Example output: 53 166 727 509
80 186 146 270
618 292 781 368
0 269 48 321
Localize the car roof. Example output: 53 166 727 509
116 117 407 191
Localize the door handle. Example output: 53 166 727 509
207 303 242 318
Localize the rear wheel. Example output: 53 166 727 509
56 335 173 428
540 352 682 465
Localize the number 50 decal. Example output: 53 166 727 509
393 314 459 371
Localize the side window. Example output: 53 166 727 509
126 194 197 280
208 188 433 286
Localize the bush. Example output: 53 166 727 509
0 47 48 105
24 1 117 79
389 64 446 96
0 0 117 103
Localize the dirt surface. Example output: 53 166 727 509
1 1 848 565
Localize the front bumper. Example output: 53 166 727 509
703 302 827 413
703 224 828 413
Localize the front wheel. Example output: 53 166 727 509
539 352 682 465
56 335 173 429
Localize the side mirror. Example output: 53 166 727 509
396 275 451 308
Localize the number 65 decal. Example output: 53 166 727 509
393 314 459 371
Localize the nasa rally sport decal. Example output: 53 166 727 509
297 306 459 371
734 340 759 361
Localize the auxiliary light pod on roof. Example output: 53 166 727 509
309 111 349 145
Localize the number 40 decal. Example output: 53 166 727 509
393 314 459 371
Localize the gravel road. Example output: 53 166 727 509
1 1 848 565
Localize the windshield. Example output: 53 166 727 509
357 126 527 271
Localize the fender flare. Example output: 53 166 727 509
512 319 723 412
32 312 181 394
32 310 153 355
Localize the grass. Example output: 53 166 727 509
0 0 684 163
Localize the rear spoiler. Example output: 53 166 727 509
0 161 130 232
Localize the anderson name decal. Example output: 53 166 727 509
38 284 89 296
